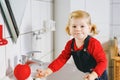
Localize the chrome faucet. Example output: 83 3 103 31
21 51 43 65
26 51 42 59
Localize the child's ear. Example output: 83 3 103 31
89 25 92 31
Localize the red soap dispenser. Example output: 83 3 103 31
0 24 8 46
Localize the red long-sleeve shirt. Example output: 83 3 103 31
48 37 107 77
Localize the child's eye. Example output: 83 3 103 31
72 26 76 28
80 25 84 28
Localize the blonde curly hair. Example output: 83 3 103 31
65 10 98 36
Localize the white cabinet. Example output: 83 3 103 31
0 46 6 78
20 0 32 34
5 38 21 68
32 0 53 31
32 1 47 31
20 33 32 54
31 0 53 62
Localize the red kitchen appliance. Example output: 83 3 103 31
0 24 8 46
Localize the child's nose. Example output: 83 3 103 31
75 26 81 31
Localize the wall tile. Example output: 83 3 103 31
111 4 120 25
111 26 120 37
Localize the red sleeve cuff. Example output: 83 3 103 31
48 65 57 72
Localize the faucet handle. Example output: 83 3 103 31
21 55 28 64
27 51 42 58
20 51 42 64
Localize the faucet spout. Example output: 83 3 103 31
26 51 42 54
21 51 43 65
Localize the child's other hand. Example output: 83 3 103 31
35 69 46 78
35 68 53 78
84 71 98 80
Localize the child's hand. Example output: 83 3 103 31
35 69 46 78
84 71 98 80
35 68 53 78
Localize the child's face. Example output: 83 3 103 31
69 18 91 40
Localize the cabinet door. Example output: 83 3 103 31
114 61 120 80
32 0 47 31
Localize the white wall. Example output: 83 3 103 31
53 0 70 58
0 0 53 79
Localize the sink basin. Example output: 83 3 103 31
29 63 47 77
29 62 87 80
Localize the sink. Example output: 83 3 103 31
29 62 87 80
28 62 49 80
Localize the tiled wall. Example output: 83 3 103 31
0 0 53 79
111 0 120 44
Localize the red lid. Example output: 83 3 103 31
14 64 31 80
